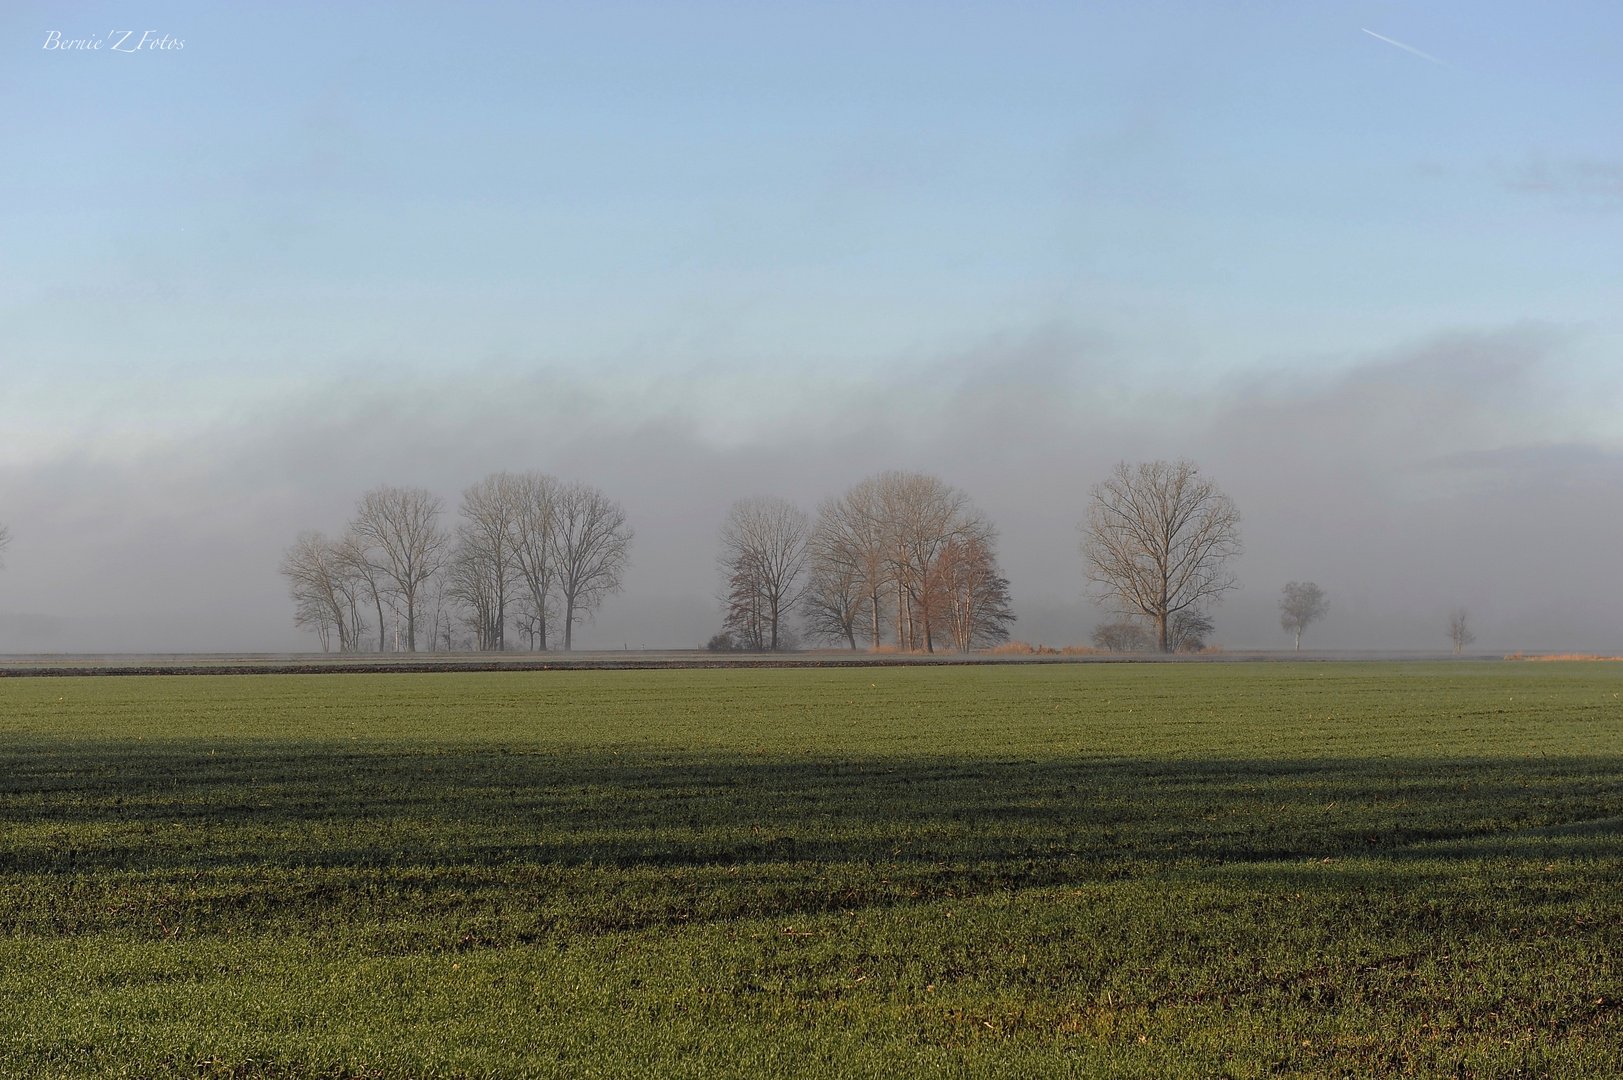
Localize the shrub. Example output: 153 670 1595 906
1092 621 1151 652
987 641 1059 655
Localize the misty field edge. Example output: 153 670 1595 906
0 650 1570 678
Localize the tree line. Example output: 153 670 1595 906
279 476 632 652
713 471 1017 652
276 458 1481 654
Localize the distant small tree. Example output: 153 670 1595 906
0 522 10 568
1091 620 1151 653
1279 582 1329 650
1449 609 1476 655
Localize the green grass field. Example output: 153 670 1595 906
4 663 1623 1078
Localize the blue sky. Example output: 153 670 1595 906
2 2 1622 650
6 3 1621 402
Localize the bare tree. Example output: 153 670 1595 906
552 481 633 650
881 471 972 653
446 533 504 650
1279 582 1329 650
718 496 811 652
801 540 866 649
1081 459 1242 653
934 531 1016 651
1449 608 1476 655
719 568 767 650
507 471 561 651
1168 610 1215 653
337 529 389 652
419 575 453 654
0 522 10 569
801 496 876 650
282 533 339 651
809 482 891 649
1092 620 1150 652
449 474 519 650
349 485 450 652
279 531 368 652
802 473 1009 653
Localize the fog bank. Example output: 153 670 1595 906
2 323 1620 655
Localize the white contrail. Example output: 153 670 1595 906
1361 28 1449 68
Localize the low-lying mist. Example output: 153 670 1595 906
2 322 1620 654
